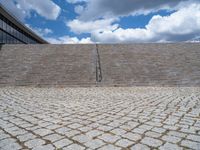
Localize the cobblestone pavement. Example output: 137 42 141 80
0 87 200 150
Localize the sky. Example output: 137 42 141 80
0 0 200 44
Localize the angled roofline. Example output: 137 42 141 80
0 3 49 44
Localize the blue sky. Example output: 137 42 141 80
1 0 200 44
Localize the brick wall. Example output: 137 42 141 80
0 43 200 87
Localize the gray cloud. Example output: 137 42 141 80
0 0 61 21
78 0 195 21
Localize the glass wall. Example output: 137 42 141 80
0 14 39 44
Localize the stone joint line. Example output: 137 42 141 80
96 44 102 83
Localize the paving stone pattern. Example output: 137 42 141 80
0 87 200 150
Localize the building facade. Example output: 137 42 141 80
0 4 48 44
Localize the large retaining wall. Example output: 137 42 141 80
0 43 200 87
98 44 200 86
0 45 97 86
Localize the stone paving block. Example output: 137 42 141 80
145 131 162 138
130 144 150 150
0 138 16 147
46 124 61 130
84 139 105 149
79 126 93 132
53 138 73 149
181 140 200 149
180 127 196 134
115 139 135 148
10 129 28 136
122 132 141 141
98 125 114 132
24 138 45 148
1 142 22 150
63 143 86 150
65 129 81 137
32 144 55 150
55 127 71 135
43 133 64 142
132 128 147 134
98 133 120 143
186 134 200 142
86 130 103 138
38 121 53 127
20 123 34 128
97 119 111 124
146 121 163 127
26 126 40 131
167 131 186 138
98 144 121 150
163 125 179 130
72 134 92 143
88 123 100 128
151 127 166 134
17 133 36 142
159 142 183 150
0 129 3 133
126 121 140 128
108 121 121 127
161 135 182 143
120 124 135 131
139 124 153 130
68 123 83 129
4 126 19 132
0 133 10 140
110 128 127 136
141 137 163 147
33 128 53 136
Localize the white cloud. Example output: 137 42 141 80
91 4 200 43
74 5 84 14
189 36 200 42
65 0 200 43
0 0 27 21
46 36 93 44
0 0 61 20
2 0 198 43
66 0 88 4
67 18 118 34
25 24 53 37
24 25 89 45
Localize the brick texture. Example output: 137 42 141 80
0 43 200 87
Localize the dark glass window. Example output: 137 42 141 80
7 23 11 34
10 26 14 35
5 33 8 43
0 14 42 44
7 34 12 44
2 18 6 31
0 30 3 43
22 32 25 42
2 32 6 43
0 17 3 29
13 28 17 38
18 32 22 41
